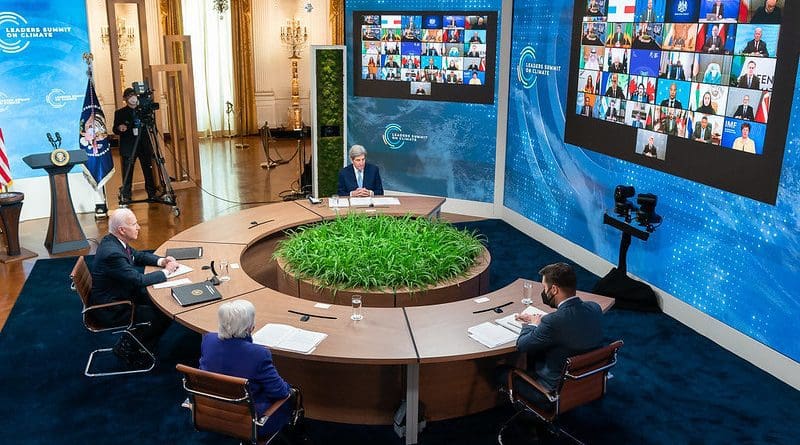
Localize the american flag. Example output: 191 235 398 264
79 68 114 189
0 128 11 187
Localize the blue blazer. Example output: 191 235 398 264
200 333 291 435
90 234 166 307
516 297 603 391
338 163 384 196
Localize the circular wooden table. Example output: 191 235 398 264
148 197 614 444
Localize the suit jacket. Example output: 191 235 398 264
90 234 165 307
338 163 384 196
712 4 724 17
743 39 769 57
643 144 658 157
694 124 712 141
738 74 760 90
113 106 152 157
660 98 683 109
200 334 291 435
703 36 723 53
605 86 626 99
516 298 603 391
733 104 755 120
581 105 593 117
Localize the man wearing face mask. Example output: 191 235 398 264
113 87 159 203
511 262 604 402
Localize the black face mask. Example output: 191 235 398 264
541 288 556 308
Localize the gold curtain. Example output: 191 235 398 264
231 0 258 135
159 0 184 62
330 0 344 45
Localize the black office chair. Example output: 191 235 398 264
498 340 623 445
70 256 155 377
177 364 305 445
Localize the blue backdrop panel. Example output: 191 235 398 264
0 1 90 179
505 0 800 362
345 0 501 202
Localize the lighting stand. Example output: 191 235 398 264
592 212 660 311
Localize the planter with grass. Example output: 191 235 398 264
273 214 490 307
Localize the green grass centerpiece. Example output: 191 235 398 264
274 214 485 291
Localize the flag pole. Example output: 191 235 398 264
82 52 109 219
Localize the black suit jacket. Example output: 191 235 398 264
516 298 603 391
113 106 152 157
660 98 683 109
337 163 384 196
733 104 755 120
738 74 760 90
90 234 166 307
743 39 769 57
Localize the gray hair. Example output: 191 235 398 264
108 208 134 236
349 144 367 159
217 299 256 339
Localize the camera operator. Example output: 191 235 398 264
113 87 158 203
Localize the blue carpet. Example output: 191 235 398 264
1 219 798 444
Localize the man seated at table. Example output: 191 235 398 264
200 300 293 437
337 144 384 197
91 208 179 366
499 263 604 407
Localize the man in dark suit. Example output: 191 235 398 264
702 25 724 54
733 95 755 120
605 73 626 99
580 96 593 117
668 61 685 80
694 116 713 142
509 263 604 400
663 111 679 135
605 99 620 121
660 83 683 109
738 60 761 89
711 0 724 19
643 136 658 157
338 144 384 197
751 0 781 24
742 28 769 57
113 88 159 203
91 208 179 363
200 300 293 437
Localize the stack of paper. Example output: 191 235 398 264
371 197 401 206
348 197 372 206
253 323 327 354
467 322 518 348
166 264 193 279
329 198 349 208
495 306 548 333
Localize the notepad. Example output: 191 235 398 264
171 281 222 306
495 306 548 333
329 198 349 208
370 197 401 206
348 197 372 206
467 321 518 348
165 264 193 279
253 323 328 354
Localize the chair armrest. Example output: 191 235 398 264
255 394 292 427
181 397 193 410
509 368 558 403
565 356 618 380
83 300 136 327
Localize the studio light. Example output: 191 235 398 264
635 193 662 230
613 185 636 220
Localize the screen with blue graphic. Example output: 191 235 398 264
0 1 90 180
566 0 799 203
354 11 498 103
506 0 800 364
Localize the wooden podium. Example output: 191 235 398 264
22 150 90 254
0 192 37 263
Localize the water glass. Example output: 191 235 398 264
521 281 533 306
330 194 339 207
218 260 230 282
351 295 363 321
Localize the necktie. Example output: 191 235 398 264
748 76 752 87
125 245 132 262
357 170 363 188
670 100 674 107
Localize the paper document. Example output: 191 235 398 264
329 198 349 208
153 278 191 289
467 322 518 348
495 306 547 333
253 324 328 354
370 197 401 206
166 264 193 279
348 197 372 206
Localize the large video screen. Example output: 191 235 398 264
564 0 799 204
352 11 498 104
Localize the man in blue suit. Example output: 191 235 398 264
512 263 604 403
200 300 292 437
338 144 384 197
91 208 179 363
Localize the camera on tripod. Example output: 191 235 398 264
132 81 159 126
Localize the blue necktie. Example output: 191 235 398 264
357 170 363 188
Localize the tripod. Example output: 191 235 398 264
118 118 181 216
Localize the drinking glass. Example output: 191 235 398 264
521 281 533 306
330 194 339 207
351 295 363 321
218 260 230 282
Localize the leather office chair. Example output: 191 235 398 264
498 340 623 445
70 256 155 377
176 364 304 445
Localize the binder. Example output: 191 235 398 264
165 246 203 260
171 281 221 307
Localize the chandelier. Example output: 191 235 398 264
212 0 229 19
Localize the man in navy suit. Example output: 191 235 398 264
201 300 292 437
91 208 179 362
511 263 604 402
338 144 384 197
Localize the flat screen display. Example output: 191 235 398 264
564 0 799 204
352 11 498 104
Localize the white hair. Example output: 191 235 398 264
217 300 256 340
108 208 134 236
349 144 367 159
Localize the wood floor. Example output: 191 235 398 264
0 135 478 332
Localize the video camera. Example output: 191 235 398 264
132 81 159 126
